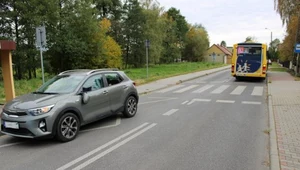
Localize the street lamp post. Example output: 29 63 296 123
265 28 272 48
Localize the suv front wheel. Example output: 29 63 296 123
122 96 137 118
55 112 80 142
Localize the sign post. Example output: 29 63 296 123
294 44 300 76
36 26 47 84
145 40 150 78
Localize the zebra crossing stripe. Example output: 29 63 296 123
174 85 198 93
156 85 185 93
192 85 214 93
211 85 230 94
251 86 263 96
230 86 246 95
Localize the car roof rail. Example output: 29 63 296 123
87 68 119 75
58 69 90 75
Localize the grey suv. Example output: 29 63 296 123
1 69 139 142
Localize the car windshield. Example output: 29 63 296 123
35 75 85 94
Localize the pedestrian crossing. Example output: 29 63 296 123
156 84 265 96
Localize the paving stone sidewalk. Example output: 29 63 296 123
268 71 300 170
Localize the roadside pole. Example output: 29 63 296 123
145 40 150 78
295 44 300 75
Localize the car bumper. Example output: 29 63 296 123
1 113 54 138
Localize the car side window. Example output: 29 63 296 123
82 74 104 92
105 73 123 86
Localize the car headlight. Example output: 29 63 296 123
27 105 55 116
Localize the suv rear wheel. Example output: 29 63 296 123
122 96 137 118
55 113 80 142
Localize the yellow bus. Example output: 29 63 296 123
231 42 268 80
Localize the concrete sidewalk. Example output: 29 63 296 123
136 65 230 94
268 71 300 170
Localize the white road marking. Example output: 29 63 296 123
181 101 189 105
242 101 262 105
162 109 179 116
192 85 214 93
230 86 246 95
187 99 211 105
211 85 230 94
139 98 177 105
71 123 157 170
174 85 198 93
80 117 121 133
251 86 264 96
56 123 150 170
216 100 235 104
156 85 185 93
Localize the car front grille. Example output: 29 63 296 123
3 109 28 116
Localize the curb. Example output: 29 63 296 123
268 83 280 170
138 65 230 95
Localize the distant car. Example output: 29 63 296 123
1 69 139 142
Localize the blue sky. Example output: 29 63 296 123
158 0 286 47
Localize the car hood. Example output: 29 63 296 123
4 93 70 111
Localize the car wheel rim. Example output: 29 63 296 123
127 98 137 115
61 116 78 139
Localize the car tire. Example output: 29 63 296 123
55 112 80 142
122 96 138 118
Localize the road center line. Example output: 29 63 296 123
72 123 157 170
187 99 211 105
242 101 262 105
139 98 177 105
163 109 179 116
56 123 150 170
216 100 235 104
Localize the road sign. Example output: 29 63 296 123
145 40 150 48
36 26 47 48
295 44 300 53
35 26 47 84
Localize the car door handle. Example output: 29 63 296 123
123 85 128 89
103 90 108 94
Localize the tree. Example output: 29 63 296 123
183 24 210 62
220 40 226 47
47 0 100 73
278 16 298 62
160 13 181 63
269 38 281 60
122 0 146 68
245 36 258 43
141 0 166 64
96 18 122 68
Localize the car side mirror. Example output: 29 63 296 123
81 92 90 104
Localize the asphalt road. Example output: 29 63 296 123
0 70 269 170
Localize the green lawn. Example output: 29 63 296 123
0 62 227 104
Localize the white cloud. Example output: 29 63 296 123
157 0 286 46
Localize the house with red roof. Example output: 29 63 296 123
204 44 233 64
